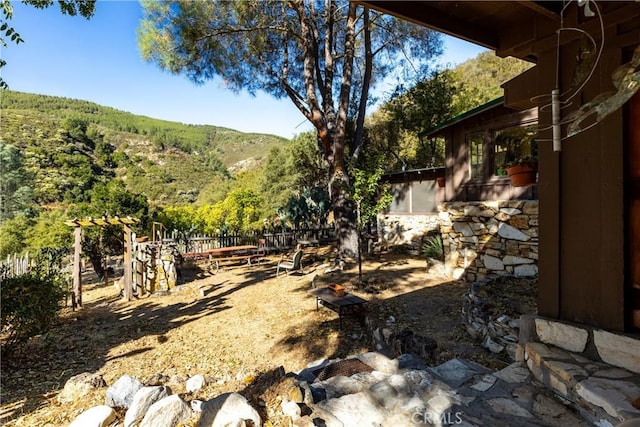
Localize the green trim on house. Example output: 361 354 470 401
419 96 504 138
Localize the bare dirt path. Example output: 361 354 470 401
0 247 509 426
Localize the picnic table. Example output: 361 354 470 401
183 245 262 271
309 287 367 328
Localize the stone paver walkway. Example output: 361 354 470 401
286 343 640 427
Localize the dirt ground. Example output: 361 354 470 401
0 246 519 426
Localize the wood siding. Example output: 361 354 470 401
536 10 638 331
439 105 538 202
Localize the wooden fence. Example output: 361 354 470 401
0 253 31 280
155 226 337 255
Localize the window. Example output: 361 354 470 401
494 125 537 175
495 143 508 176
468 132 484 180
466 125 537 180
387 181 438 214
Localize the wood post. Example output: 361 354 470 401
123 225 133 301
73 226 82 308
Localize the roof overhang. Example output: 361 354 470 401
382 166 445 183
354 1 638 62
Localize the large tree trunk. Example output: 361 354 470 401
330 2 359 260
331 171 359 260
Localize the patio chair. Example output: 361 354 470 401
276 249 304 276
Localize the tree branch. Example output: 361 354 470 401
289 0 331 160
352 7 372 161
334 1 357 174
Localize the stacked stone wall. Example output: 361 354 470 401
438 200 538 281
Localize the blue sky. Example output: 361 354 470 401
2 1 487 139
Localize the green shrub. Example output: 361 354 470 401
1 253 67 352
422 234 444 260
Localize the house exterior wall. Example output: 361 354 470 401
535 9 639 331
363 0 640 332
442 106 538 202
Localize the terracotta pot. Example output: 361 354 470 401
436 177 445 188
507 164 537 187
329 284 345 297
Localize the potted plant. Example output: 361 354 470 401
506 155 537 187
495 126 538 187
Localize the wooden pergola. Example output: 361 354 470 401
64 216 140 308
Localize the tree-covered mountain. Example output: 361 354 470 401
450 51 534 114
1 90 288 207
0 50 533 258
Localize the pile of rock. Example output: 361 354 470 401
64 372 260 427
462 275 537 361
64 352 462 427
370 324 438 363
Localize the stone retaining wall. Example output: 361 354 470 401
376 213 440 249
438 200 538 281
518 315 640 426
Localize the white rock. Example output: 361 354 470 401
58 373 105 404
402 369 435 390
105 375 143 409
69 405 116 427
198 392 261 427
452 268 466 280
124 386 172 427
575 378 640 418
368 379 400 410
140 394 193 427
483 255 505 271
502 255 534 265
493 363 530 383
486 397 533 418
453 222 474 237
514 264 538 277
470 374 497 392
281 398 301 419
316 392 386 426
321 375 366 399
427 395 452 414
593 330 640 374
535 319 588 353
186 374 206 393
191 400 204 412
497 224 530 241
355 352 397 374
499 208 522 216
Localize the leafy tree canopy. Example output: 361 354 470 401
139 0 443 257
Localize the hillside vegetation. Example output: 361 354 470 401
1 90 287 206
0 50 532 259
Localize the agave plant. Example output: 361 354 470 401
422 234 444 260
